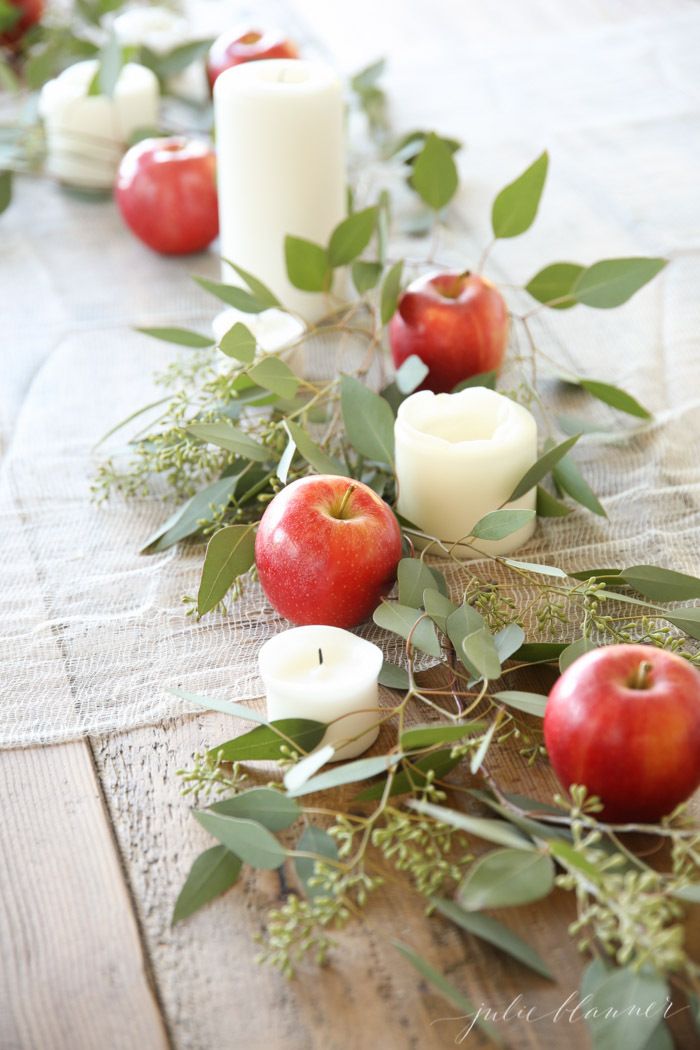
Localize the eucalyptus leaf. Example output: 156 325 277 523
584 967 669 1050
665 606 700 641
276 432 295 484
168 688 267 724
509 435 580 500
409 800 534 850
463 628 501 680
397 558 447 608
446 604 484 677
552 453 607 517
222 259 281 308
400 721 485 751
559 637 596 672
380 260 404 324
328 206 378 266
194 275 268 313
491 151 548 239
458 848 555 909
493 691 548 717
136 326 214 348
172 845 242 924
0 169 11 215
94 30 123 97
451 370 498 392
471 508 535 541
577 378 651 420
373 601 442 658
548 839 602 881
423 589 458 633
574 257 667 309
395 354 430 394
188 422 270 462
536 485 573 517
512 642 567 664
283 745 336 794
525 261 584 309
294 826 339 898
620 565 700 602
351 260 383 294
197 524 256 615
340 375 395 464
282 421 346 475
469 719 498 774
284 235 331 292
287 753 401 798
493 623 526 662
503 558 567 578
378 661 411 689
432 898 553 980
210 788 300 831
213 718 326 762
194 811 286 870
219 322 256 362
354 749 460 801
409 132 459 211
141 475 239 553
248 357 299 399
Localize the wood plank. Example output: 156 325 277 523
0 741 170 1050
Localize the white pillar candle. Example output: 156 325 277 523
214 59 346 323
258 626 383 760
39 60 160 191
395 386 538 558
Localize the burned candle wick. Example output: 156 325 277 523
318 648 324 666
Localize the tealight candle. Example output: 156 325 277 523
214 59 346 322
395 386 538 557
258 626 383 760
39 60 160 191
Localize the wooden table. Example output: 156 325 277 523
2 2 699 1047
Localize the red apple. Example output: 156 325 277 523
544 644 700 823
115 137 218 255
255 475 402 628
206 27 299 90
0 0 43 47
389 271 509 394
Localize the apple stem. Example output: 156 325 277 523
630 660 653 689
336 484 356 519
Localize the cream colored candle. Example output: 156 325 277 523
258 626 383 760
214 59 346 322
39 60 160 191
395 386 538 557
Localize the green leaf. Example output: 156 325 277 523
409 133 459 211
282 421 345 476
380 260 404 325
294 826 339 898
409 800 534 850
493 691 548 717
664 606 700 642
350 57 386 92
282 744 335 794
222 259 281 308
194 275 268 313
248 357 299 399
141 475 239 553
573 257 667 309
351 260 383 294
509 435 580 500
458 848 555 909
188 422 270 462
491 151 548 239
493 623 526 662
340 375 395 464
172 845 242 924
93 30 123 97
670 883 700 904
397 558 447 608
400 721 485 751
559 637 596 672
423 589 458 633
373 601 442 658
327 206 378 267
620 565 700 602
471 509 535 541
210 788 300 831
432 898 553 980
536 485 573 517
194 811 286 870
503 558 567 578
395 355 429 394
287 754 401 798
197 524 256 615
394 943 503 1047
219 322 256 363
355 749 460 802
445 604 485 677
548 839 602 881
512 642 567 665
0 169 12 215
213 719 326 762
168 688 267 724
145 38 214 79
463 628 501 680
451 369 498 392
525 261 584 309
136 326 215 349
584 967 669 1050
577 378 651 420
552 453 607 517
557 413 612 436
378 661 410 689
284 235 331 292
276 431 295 484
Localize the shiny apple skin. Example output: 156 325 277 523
206 28 299 90
544 644 700 822
115 137 218 255
255 475 403 628
0 0 43 47
389 271 509 393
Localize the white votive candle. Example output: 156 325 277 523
395 386 538 558
258 626 383 760
39 60 160 190
214 59 346 322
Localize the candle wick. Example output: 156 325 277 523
318 648 324 665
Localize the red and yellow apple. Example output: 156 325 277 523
389 270 509 393
206 27 299 90
544 643 700 822
115 137 218 255
0 0 43 47
255 476 402 628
